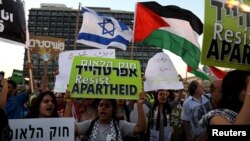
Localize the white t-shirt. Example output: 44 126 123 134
130 103 149 123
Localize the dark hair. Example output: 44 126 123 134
0 71 4 76
188 80 199 96
105 99 117 119
26 91 59 118
116 99 131 122
218 70 250 113
89 98 100 109
152 90 171 130
85 99 119 141
168 90 176 102
7 80 17 89
123 103 130 122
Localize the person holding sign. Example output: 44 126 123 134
4 80 32 119
144 89 174 141
71 93 147 141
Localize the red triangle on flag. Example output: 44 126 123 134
187 66 192 72
208 66 227 79
134 3 169 42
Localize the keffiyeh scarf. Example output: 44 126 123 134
88 120 122 141
199 108 237 126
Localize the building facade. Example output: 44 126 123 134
25 3 162 89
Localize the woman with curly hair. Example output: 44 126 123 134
26 91 59 118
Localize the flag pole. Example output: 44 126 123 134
130 43 134 59
24 0 34 93
74 3 81 50
27 47 34 93
185 67 188 83
131 0 140 60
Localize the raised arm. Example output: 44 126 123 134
63 91 73 117
133 92 147 134
0 79 8 108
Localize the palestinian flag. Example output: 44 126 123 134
187 66 210 81
208 66 227 80
133 1 203 69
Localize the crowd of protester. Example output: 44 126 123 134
1 69 250 141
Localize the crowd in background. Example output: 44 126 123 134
1 69 250 141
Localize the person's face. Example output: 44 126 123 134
56 93 64 105
195 82 205 95
240 76 250 102
74 99 87 105
157 90 169 104
98 99 113 123
116 99 125 106
179 90 187 99
73 99 87 113
211 80 222 107
39 95 55 118
86 99 95 106
7 83 15 95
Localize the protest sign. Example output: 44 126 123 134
11 69 24 84
201 0 250 71
29 35 65 61
69 56 142 100
9 118 74 141
144 52 184 91
0 0 26 46
54 49 115 92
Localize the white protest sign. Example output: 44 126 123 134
9 118 74 141
53 75 68 93
54 49 115 92
144 52 184 91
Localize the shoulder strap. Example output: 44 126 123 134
124 105 130 122
85 117 98 139
148 108 155 129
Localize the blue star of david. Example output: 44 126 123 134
98 18 115 36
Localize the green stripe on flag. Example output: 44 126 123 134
190 69 210 81
141 29 201 69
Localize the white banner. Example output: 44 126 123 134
9 118 74 141
144 52 184 91
54 49 115 92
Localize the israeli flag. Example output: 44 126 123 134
77 7 133 50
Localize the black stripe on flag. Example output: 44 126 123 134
139 1 203 35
